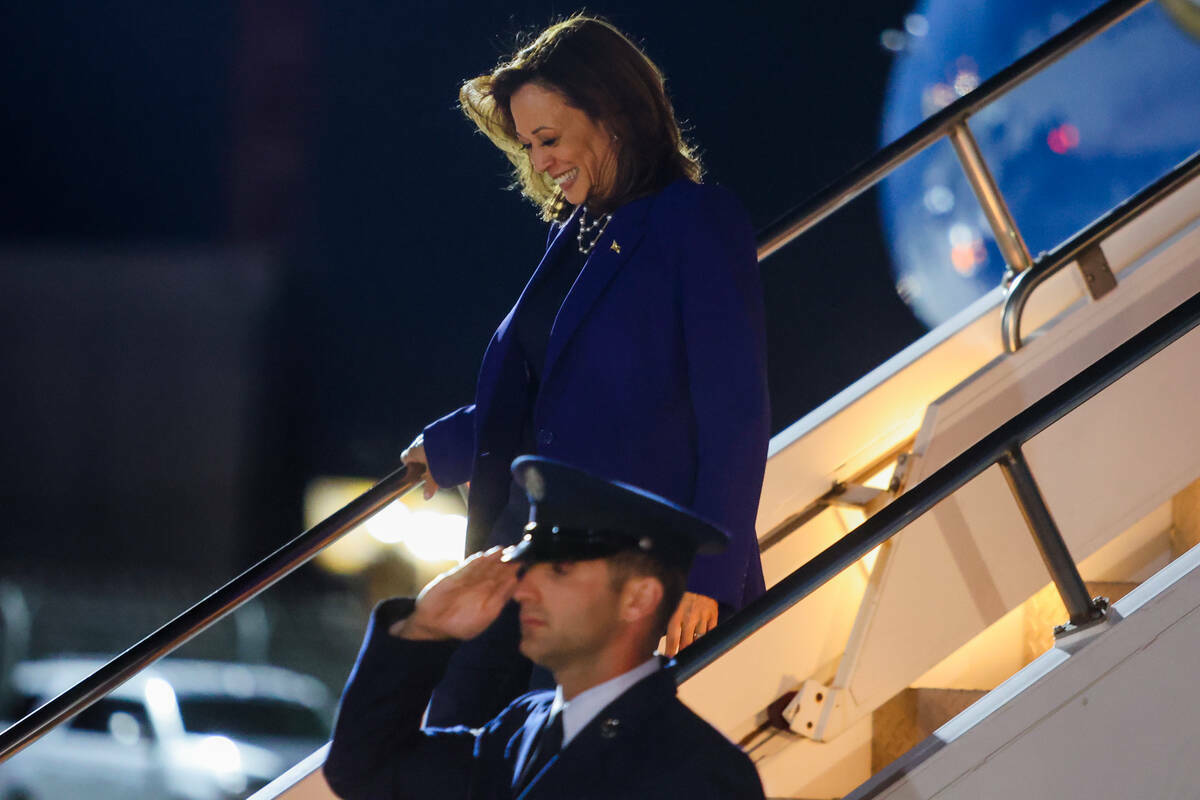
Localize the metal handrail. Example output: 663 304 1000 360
0 464 425 762
755 0 1150 261
676 286 1200 681
1001 149 1200 352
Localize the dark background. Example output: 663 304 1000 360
0 1 927 581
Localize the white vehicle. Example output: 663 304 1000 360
0 657 332 800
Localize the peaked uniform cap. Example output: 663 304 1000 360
505 456 730 566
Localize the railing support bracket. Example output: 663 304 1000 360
1076 243 1118 300
782 680 853 742
1053 596 1122 655
828 482 887 510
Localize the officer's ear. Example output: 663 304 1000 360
618 574 663 625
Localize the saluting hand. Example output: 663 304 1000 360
390 547 519 641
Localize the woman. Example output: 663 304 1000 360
402 15 770 727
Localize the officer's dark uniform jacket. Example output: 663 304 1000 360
323 598 766 799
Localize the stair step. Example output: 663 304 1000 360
872 687 986 773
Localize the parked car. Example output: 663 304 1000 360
0 657 332 800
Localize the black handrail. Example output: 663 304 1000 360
755 0 1150 260
0 464 425 762
676 286 1200 681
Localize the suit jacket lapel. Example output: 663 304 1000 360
541 194 653 383
471 208 580 446
519 664 677 799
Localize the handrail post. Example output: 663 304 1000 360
1001 148 1200 353
754 0 1151 263
675 288 1200 683
996 445 1104 627
948 120 1034 283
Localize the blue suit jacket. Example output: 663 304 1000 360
323 599 766 800
422 180 769 608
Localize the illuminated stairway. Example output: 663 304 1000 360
846 540 1200 799
678 206 1200 796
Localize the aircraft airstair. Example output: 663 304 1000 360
2 1 1199 797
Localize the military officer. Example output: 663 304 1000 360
323 456 766 799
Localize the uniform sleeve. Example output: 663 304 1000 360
686 757 767 800
674 185 770 608
422 405 476 488
323 599 477 800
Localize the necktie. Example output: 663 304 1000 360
516 709 564 793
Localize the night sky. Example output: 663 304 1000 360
1 1 927 568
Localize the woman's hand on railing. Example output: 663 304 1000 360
401 433 440 500
663 591 719 657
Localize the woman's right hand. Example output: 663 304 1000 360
401 433 441 500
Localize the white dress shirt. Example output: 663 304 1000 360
551 657 660 747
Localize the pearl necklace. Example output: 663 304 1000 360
577 206 613 254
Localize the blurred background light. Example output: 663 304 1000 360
952 68 980 96
1047 122 1081 154
881 29 908 53
364 505 467 563
145 676 177 717
196 735 246 794
880 0 1200 328
905 14 930 37
107 710 142 746
923 184 955 214
304 476 467 575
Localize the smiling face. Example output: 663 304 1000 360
509 82 619 208
512 559 625 674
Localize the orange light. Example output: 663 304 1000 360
951 244 979 275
